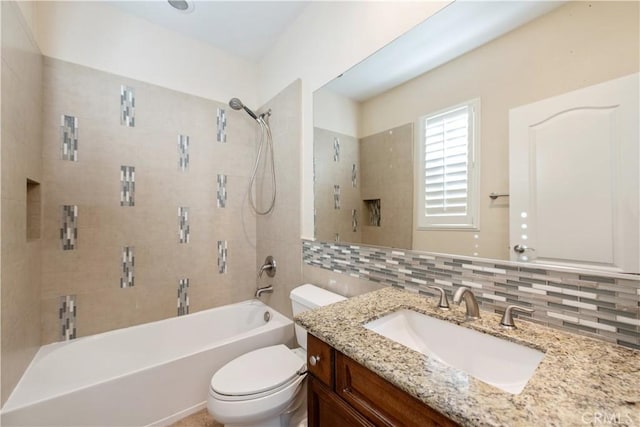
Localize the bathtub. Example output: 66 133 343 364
0 299 293 427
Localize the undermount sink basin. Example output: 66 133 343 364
364 309 545 394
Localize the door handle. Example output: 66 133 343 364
513 244 535 254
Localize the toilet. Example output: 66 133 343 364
207 284 346 427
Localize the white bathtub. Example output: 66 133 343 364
0 299 293 427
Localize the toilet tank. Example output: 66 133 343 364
290 284 346 350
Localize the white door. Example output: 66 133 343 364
509 73 639 273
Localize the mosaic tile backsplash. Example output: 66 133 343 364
60 205 78 250
178 207 190 244
59 295 77 341
178 134 189 171
120 246 134 289
217 174 227 208
303 240 640 349
218 240 228 274
60 115 78 161
120 85 135 127
217 107 227 143
120 166 135 207
177 279 189 316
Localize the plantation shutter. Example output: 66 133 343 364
423 105 470 217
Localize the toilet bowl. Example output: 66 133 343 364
207 284 346 427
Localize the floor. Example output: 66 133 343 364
169 409 222 427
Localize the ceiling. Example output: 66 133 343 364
110 1 309 62
324 1 564 101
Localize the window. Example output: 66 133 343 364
416 99 480 230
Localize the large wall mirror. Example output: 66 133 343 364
313 1 639 274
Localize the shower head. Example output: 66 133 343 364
229 98 258 121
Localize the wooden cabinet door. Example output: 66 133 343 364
307 333 335 388
308 375 374 427
335 352 459 427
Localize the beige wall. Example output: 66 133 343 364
313 88 360 138
358 1 640 259
1 0 43 405
255 80 303 319
40 58 258 344
34 1 258 108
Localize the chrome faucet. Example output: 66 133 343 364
255 286 273 298
257 256 276 278
452 286 480 320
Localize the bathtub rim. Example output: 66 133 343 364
1 298 292 414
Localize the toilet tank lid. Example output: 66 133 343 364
290 284 346 309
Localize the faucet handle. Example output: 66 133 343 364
500 305 534 329
257 256 276 278
427 286 450 310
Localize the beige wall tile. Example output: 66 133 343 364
1 1 43 404
359 124 413 249
39 57 258 346
255 80 304 318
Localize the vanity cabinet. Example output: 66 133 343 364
307 333 458 427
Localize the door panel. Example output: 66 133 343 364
509 73 639 273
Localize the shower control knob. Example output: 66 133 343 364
309 355 320 366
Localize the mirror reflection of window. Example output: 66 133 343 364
417 99 480 230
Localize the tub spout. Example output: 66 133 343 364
255 286 273 298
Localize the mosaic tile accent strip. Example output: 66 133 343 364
178 207 190 244
120 246 135 288
365 199 381 226
60 115 78 161
333 137 340 162
351 163 357 188
352 209 358 232
177 278 189 316
60 205 78 250
120 166 135 207
302 240 640 349
313 208 318 238
120 85 135 127
217 174 227 208
217 108 227 143
178 135 189 171
333 185 340 210
59 295 77 341
218 240 228 274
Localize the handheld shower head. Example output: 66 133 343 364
228 97 258 121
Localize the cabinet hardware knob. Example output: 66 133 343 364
309 355 320 366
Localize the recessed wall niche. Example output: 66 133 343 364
26 179 41 240
364 199 381 226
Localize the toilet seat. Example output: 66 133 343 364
210 345 306 402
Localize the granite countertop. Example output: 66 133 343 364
295 287 640 426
